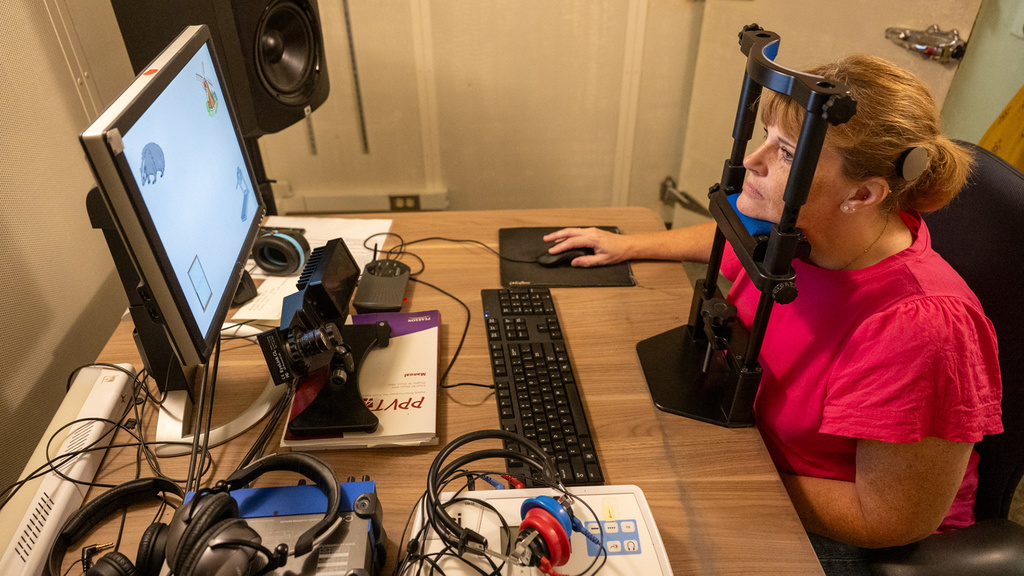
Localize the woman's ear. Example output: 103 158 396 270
841 177 890 212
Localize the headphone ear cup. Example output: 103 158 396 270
515 527 550 568
518 508 571 566
135 522 168 576
87 551 138 576
176 518 262 576
166 493 239 575
252 230 310 276
521 496 572 537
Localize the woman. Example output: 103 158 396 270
544 56 1002 571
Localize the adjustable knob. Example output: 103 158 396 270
772 281 798 304
701 297 737 326
821 93 857 125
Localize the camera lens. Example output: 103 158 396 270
289 323 340 364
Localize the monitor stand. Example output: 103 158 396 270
154 378 286 457
88 186 283 456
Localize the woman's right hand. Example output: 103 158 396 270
541 227 633 267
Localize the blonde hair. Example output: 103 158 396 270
761 55 972 212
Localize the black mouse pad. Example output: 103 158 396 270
498 226 636 288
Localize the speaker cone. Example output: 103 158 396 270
255 0 319 104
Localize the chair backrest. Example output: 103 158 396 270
923 141 1024 521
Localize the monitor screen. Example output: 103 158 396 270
81 25 264 370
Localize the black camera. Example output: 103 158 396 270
258 237 363 383
257 238 389 434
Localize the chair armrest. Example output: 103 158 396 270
868 518 1024 576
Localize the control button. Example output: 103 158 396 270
603 522 619 534
624 540 639 552
607 541 622 553
621 520 636 533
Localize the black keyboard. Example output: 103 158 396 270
482 288 604 486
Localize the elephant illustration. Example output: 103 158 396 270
140 142 165 186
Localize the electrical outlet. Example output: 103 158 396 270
389 195 421 211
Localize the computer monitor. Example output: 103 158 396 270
81 25 279 455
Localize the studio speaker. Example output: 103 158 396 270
111 0 330 138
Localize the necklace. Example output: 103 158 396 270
840 216 889 271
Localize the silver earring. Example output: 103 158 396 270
841 204 852 213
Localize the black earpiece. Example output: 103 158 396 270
163 452 341 576
251 227 311 276
425 428 569 557
897 146 929 181
47 453 340 576
47 477 184 576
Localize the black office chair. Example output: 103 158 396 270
867 142 1024 575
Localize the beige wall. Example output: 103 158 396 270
260 0 703 219
0 0 129 490
942 0 1024 143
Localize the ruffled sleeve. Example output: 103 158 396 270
820 295 1002 443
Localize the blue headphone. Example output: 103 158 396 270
251 227 310 276
423 430 600 570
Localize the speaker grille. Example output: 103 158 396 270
255 1 320 104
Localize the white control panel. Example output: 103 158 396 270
408 485 673 575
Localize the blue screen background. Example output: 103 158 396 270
121 44 257 338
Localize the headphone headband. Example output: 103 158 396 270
47 477 184 576
47 454 341 576
222 452 341 556
424 430 560 555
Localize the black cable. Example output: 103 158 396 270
198 336 222 485
408 276 484 390
61 558 84 576
0 421 207 513
360 232 493 390
34 363 151 491
236 379 296 471
393 471 496 576
184 357 211 494
362 232 538 265
130 372 168 484
401 467 608 576
184 334 221 494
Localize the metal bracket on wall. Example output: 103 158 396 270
659 176 712 218
885 24 967 63
304 106 318 156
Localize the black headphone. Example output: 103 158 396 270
48 453 340 576
251 227 311 276
47 477 184 576
423 430 580 568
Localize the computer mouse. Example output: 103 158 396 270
537 248 594 268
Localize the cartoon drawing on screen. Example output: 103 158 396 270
236 166 252 221
140 142 165 186
188 255 213 312
196 62 218 117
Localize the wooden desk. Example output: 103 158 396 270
80 207 823 575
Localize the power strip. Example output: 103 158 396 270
0 364 135 576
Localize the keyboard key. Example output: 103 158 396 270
482 288 605 487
